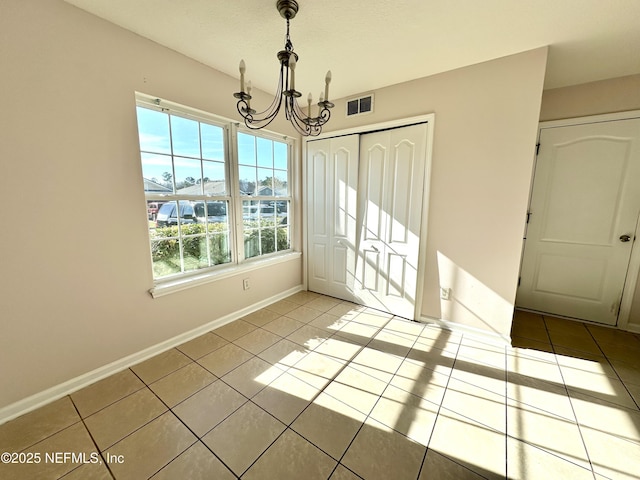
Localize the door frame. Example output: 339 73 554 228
302 113 435 319
523 109 640 330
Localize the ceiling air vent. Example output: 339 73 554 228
346 94 374 117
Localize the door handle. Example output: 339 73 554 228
620 234 633 243
371 245 379 252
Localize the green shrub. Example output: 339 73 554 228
244 226 290 258
151 223 231 273
150 222 290 277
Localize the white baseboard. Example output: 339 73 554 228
0 285 304 425
420 315 512 345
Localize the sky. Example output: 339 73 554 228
137 106 288 195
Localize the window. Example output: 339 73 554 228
135 96 294 282
237 132 291 259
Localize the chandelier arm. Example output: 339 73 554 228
290 97 330 136
291 97 324 135
237 96 280 130
317 104 332 125
284 95 312 136
289 95 308 121
300 98 329 136
237 64 286 130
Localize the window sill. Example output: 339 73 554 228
149 251 302 299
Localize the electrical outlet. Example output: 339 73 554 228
243 278 250 290
440 287 451 301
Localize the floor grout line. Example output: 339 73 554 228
67 396 117 480
542 315 598 480
4 301 640 479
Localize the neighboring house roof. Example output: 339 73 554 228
177 180 227 196
144 178 172 193
257 186 273 196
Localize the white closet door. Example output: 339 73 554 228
354 124 428 319
306 135 360 301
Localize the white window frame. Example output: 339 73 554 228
135 94 299 297
232 126 294 261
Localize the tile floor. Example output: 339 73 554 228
1 292 639 479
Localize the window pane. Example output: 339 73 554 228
238 132 256 166
170 115 200 158
208 233 231 266
260 228 276 255
193 200 228 226
274 141 287 170
201 123 224 161
244 229 260 259
242 200 276 226
141 153 174 193
155 202 177 227
274 169 288 196
176 201 196 226
202 161 226 195
258 169 273 195
154 200 196 227
257 137 273 168
137 107 171 154
146 200 166 226
174 157 202 194
277 226 290 251
239 165 257 195
151 238 181 278
276 201 289 223
181 231 208 271
258 200 276 224
243 200 259 227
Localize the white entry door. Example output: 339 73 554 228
307 135 360 301
517 118 640 325
353 124 428 319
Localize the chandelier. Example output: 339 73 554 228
233 0 333 137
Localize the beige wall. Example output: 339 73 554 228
325 48 548 337
0 0 303 411
540 74 640 121
0 0 549 412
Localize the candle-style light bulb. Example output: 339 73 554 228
324 70 332 101
239 60 246 92
289 56 297 91
307 93 312 117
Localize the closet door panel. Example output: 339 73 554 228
354 124 428 319
312 244 327 281
308 143 331 291
312 154 329 236
306 135 359 301
389 140 414 244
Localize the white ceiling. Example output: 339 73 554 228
63 0 640 100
